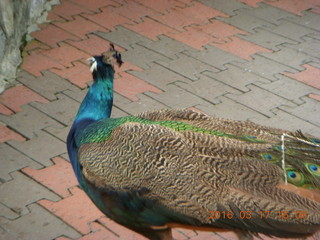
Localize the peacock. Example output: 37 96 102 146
67 45 320 240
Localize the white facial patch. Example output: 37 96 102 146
88 57 97 72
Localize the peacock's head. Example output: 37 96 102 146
87 44 123 76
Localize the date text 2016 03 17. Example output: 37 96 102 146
208 211 309 220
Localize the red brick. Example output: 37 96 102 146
239 0 262 7
51 0 92 20
115 72 162 101
50 61 91 89
84 7 130 30
40 42 90 68
54 15 107 39
210 36 273 60
69 0 120 11
22 157 78 198
309 94 320 101
66 35 125 56
21 50 64 76
39 186 104 235
125 17 176 40
134 0 186 13
177 1 228 22
282 64 320 89
202 20 248 41
112 1 158 22
166 26 215 49
31 24 79 47
0 85 48 112
78 222 118 240
23 39 51 54
0 104 14 115
0 125 26 143
151 8 203 31
99 217 148 240
264 0 319 16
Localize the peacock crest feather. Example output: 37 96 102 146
67 45 320 240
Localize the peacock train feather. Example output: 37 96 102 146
67 45 320 240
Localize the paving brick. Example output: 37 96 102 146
96 26 152 50
0 202 19 219
134 0 186 13
202 63 271 92
66 34 123 56
0 171 60 216
264 0 318 16
39 186 104 235
283 36 320 60
83 6 131 31
51 61 92 89
23 157 77 198
260 45 318 71
0 104 63 139
0 203 81 239
115 72 162 101
234 54 295 80
9 130 66 167
23 39 51 53
62 88 88 103
31 93 80 126
0 125 26 143
156 53 220 81
286 11 320 31
115 94 167 115
0 104 13 115
226 84 296 118
0 144 41 182
176 74 241 104
125 17 176 41
183 45 245 70
150 8 204 32
263 19 318 42
238 0 262 7
196 96 267 121
72 221 117 240
0 85 48 113
44 125 70 143
309 93 320 101
251 108 320 137
17 70 76 101
239 2 294 23
21 50 64 77
54 15 107 39
165 26 216 50
211 36 273 60
240 27 298 51
120 43 171 69
256 74 320 104
280 96 320 127
198 0 250 16
145 84 211 109
130 63 192 90
112 0 158 22
98 217 148 240
51 0 92 20
218 11 274 33
69 0 120 11
40 42 90 68
31 24 79 47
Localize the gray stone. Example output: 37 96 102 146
0 203 81 239
198 0 250 16
286 11 320 32
0 104 63 139
0 0 59 93
0 144 42 182
226 84 296 118
283 36 320 60
202 63 271 92
0 171 60 216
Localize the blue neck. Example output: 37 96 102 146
74 71 114 126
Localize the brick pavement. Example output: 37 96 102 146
0 0 320 239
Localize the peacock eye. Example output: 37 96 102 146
305 163 320 176
287 170 304 186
